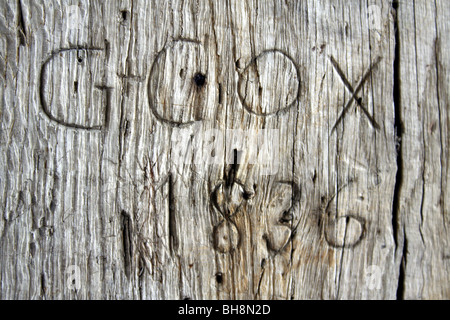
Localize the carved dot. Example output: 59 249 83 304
193 72 206 87
238 50 299 116
243 190 253 200
121 10 128 21
77 57 83 63
148 40 209 125
215 272 223 284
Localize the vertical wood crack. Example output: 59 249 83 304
121 210 133 279
17 0 27 46
392 0 405 300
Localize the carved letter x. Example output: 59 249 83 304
329 55 382 134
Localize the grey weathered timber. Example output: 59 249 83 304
395 0 450 299
0 0 448 300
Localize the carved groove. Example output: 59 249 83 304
324 214 366 248
39 47 108 130
238 49 300 116
121 210 133 278
147 39 208 127
329 55 382 134
264 181 300 255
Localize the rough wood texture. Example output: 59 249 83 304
395 0 450 299
0 0 448 299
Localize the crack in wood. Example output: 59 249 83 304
40 273 46 298
121 210 133 278
392 0 406 300
167 173 179 256
17 0 27 46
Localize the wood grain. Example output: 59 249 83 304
0 0 448 299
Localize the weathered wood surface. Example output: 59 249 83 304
396 0 450 299
0 0 448 299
